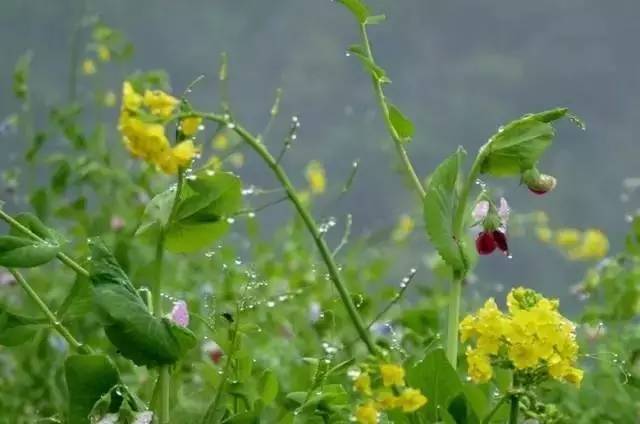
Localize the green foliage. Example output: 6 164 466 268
386 102 414 142
336 0 371 23
0 308 46 346
88 240 197 366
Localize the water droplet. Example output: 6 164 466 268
226 217 235 224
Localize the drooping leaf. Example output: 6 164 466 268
88 239 197 366
0 235 60 268
65 354 120 424
480 108 571 177
347 45 390 84
336 0 371 23
0 307 47 346
386 101 414 142
423 148 466 273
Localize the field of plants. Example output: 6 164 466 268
0 1 638 423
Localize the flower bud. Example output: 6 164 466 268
203 340 224 364
475 231 497 255
522 168 557 195
492 230 509 255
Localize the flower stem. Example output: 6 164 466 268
358 24 426 200
152 169 185 424
196 113 378 356
509 394 519 424
481 394 510 424
0 208 89 278
8 269 91 354
446 276 462 366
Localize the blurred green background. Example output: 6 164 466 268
0 0 638 311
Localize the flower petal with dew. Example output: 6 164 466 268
397 388 428 413
355 402 379 424
169 300 189 327
379 363 405 387
181 116 202 137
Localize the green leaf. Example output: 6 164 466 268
13 51 32 101
336 0 371 23
407 348 477 423
480 108 570 177
423 148 466 273
9 212 64 244
0 307 46 346
386 101 414 142
65 354 120 424
347 45 390 84
135 189 174 240
88 239 197 366
259 370 279 405
0 235 60 268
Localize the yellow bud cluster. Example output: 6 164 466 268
536 226 608 261
305 161 326 195
460 287 583 387
118 81 200 175
353 363 427 423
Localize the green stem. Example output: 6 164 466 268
481 394 510 424
8 269 91 354
152 169 185 424
509 394 519 424
359 24 426 200
0 208 89 278
195 112 378 356
445 277 462 366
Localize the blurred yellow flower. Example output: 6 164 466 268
355 402 379 424
465 347 492 383
554 228 581 247
397 388 427 412
354 373 372 396
213 133 229 150
82 59 96 75
305 160 326 194
181 116 202 136
97 44 111 62
535 226 552 243
392 214 415 242
103 91 117 108
144 89 179 118
379 363 405 387
375 392 398 410
229 152 244 169
122 81 143 111
568 229 608 260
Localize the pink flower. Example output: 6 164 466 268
471 201 490 222
0 271 16 286
169 300 189 327
110 215 126 231
202 340 224 364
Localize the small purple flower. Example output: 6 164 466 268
110 215 126 231
471 200 490 222
169 300 189 327
0 271 16 287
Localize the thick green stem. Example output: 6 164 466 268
8 269 91 354
446 277 462 366
359 24 426 200
0 208 89 278
196 113 378 356
509 394 519 424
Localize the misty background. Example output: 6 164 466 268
0 0 638 312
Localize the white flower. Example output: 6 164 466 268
133 411 154 424
471 200 490 222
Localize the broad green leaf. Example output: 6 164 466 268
423 148 466 273
0 235 60 268
9 212 64 244
57 275 95 321
65 354 120 424
336 0 370 23
135 188 174 240
88 239 197 366
407 348 477 423
386 101 414 142
347 45 390 84
480 108 569 177
259 370 279 405
0 307 46 346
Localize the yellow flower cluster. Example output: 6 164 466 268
118 82 200 174
353 363 428 423
536 226 608 261
460 287 583 386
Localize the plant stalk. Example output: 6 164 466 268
445 276 462 366
8 269 91 354
509 394 519 424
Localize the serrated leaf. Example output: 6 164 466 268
0 235 60 268
347 44 390 83
423 148 466 273
387 101 414 142
336 0 371 23
65 354 120 424
88 239 197 366
481 108 572 177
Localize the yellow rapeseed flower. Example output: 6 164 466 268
122 82 143 111
213 133 229 150
568 229 608 260
181 116 202 137
397 388 427 413
82 59 96 75
144 89 179 118
535 226 553 243
97 44 111 62
392 214 415 242
375 392 398 410
554 228 581 247
355 402 379 424
465 347 492 383
354 373 372 396
379 363 405 387
305 161 326 194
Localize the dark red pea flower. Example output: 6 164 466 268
476 231 497 255
492 230 509 255
203 341 224 364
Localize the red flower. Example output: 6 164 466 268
475 230 509 256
